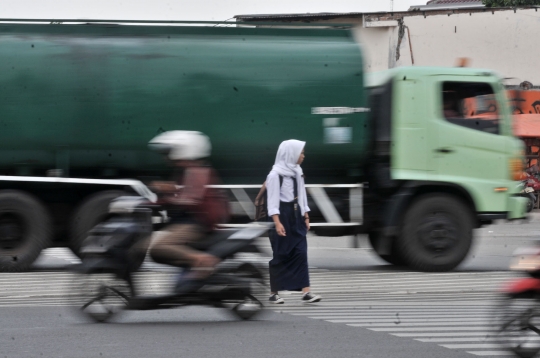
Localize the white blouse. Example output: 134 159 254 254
266 172 310 217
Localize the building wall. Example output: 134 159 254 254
353 8 540 86
353 27 398 72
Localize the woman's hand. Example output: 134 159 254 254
305 216 310 230
275 222 286 236
150 181 177 193
272 215 286 236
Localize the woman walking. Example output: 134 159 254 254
266 139 322 304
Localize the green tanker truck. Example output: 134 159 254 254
0 19 526 272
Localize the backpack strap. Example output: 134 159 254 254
292 177 298 203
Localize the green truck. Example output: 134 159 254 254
0 19 526 272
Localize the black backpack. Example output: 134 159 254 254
254 175 297 221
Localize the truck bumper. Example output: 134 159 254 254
508 195 528 220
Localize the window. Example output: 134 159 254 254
441 82 500 135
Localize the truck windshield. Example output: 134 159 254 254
442 81 500 135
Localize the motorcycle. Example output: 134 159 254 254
69 196 271 323
493 245 540 357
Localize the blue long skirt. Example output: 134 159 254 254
268 201 309 292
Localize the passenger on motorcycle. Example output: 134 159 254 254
148 131 230 292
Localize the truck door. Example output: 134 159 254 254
430 78 509 212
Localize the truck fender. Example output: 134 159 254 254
372 187 414 255
383 181 476 230
381 185 416 238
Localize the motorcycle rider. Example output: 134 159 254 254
148 131 230 292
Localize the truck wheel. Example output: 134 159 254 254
70 191 126 256
0 190 52 271
368 232 404 266
397 194 473 272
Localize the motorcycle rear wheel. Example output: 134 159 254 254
71 272 132 323
493 293 540 358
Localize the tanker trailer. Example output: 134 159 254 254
0 20 369 271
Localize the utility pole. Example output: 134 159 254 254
391 0 394 11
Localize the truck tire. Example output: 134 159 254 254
0 190 52 271
70 191 126 256
368 232 404 266
396 194 473 272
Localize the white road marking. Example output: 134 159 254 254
466 351 514 356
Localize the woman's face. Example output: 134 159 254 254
297 148 305 165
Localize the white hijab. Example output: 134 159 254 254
270 139 308 215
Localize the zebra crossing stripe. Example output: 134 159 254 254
393 333 496 337
275 306 493 312
302 314 491 318
444 343 524 349
326 318 489 324
358 322 490 327
466 351 513 356
417 337 540 342
366 327 496 331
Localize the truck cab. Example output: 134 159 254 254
365 67 527 271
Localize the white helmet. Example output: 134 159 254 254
148 130 212 160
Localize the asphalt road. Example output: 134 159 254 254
304 212 540 272
3 213 540 358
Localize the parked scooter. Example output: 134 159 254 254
525 172 540 192
70 196 271 323
518 179 537 213
493 245 540 357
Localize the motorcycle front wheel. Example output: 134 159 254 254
221 264 265 320
492 293 540 358
70 272 132 323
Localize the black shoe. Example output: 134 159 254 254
269 294 284 304
301 292 321 303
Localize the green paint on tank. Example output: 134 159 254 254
0 24 368 183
